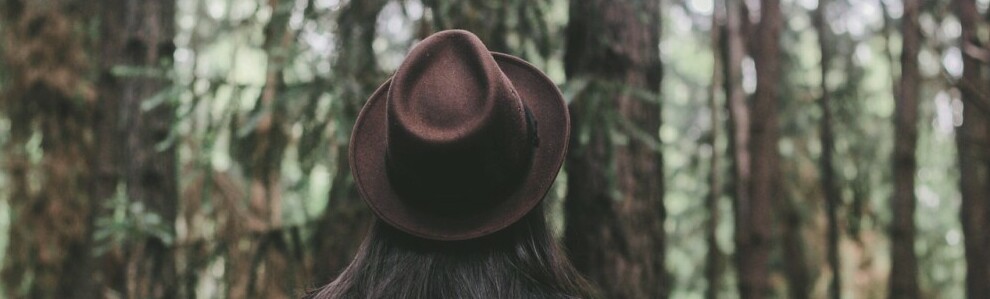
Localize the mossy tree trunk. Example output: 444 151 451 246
563 0 666 298
0 1 99 298
96 0 179 297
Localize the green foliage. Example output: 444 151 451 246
93 184 175 255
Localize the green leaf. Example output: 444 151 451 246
111 64 166 79
141 85 183 112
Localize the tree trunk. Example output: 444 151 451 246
226 0 297 297
421 0 510 53
953 0 990 298
563 0 666 298
736 0 781 297
721 0 751 289
309 0 389 285
813 1 843 298
721 0 754 296
0 1 99 298
780 202 810 299
708 4 726 298
889 0 921 297
96 0 179 297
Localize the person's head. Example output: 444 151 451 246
306 30 597 298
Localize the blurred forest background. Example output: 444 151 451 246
0 0 988 298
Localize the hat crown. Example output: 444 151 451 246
384 30 534 215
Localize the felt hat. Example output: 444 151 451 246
349 29 569 241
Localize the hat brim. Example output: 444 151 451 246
349 52 569 241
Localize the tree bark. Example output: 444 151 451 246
889 0 922 298
780 202 810 299
813 1 843 298
309 0 389 285
708 4 726 298
721 0 756 296
953 0 990 298
0 1 99 298
422 0 510 53
563 0 666 298
735 0 781 297
96 0 179 297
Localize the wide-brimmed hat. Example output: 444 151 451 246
349 30 569 241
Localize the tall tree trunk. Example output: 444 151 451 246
813 1 843 298
0 1 99 298
736 0 781 297
563 0 666 298
309 0 389 285
227 0 297 297
96 0 179 297
721 0 750 264
708 4 726 298
953 0 990 297
720 0 753 296
889 0 921 297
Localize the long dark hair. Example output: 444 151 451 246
304 204 599 299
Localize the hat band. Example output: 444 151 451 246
523 105 539 149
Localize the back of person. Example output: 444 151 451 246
306 207 595 299
304 30 599 299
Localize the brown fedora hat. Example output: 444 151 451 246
348 30 569 241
